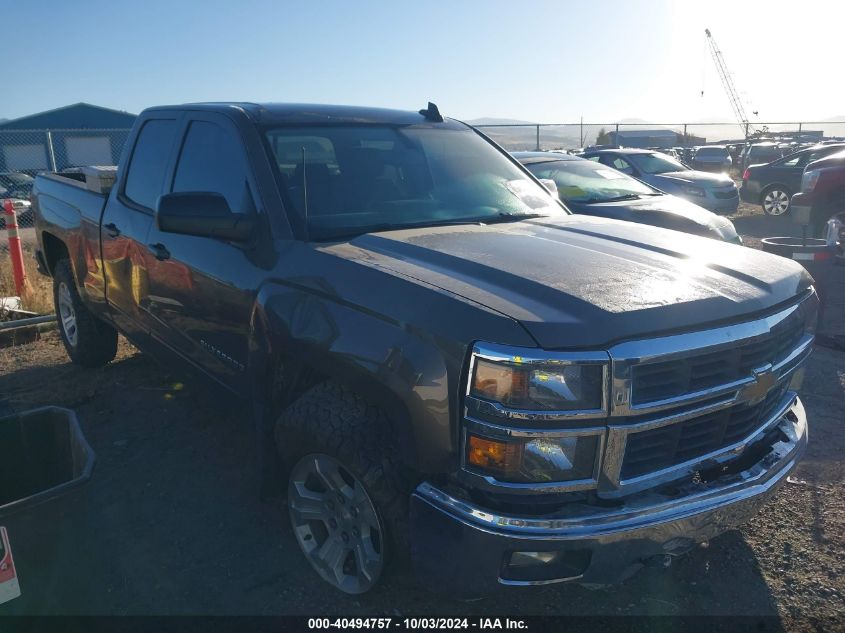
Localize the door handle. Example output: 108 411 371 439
148 243 171 261
104 222 120 238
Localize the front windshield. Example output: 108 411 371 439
265 126 563 240
627 152 688 175
526 159 655 203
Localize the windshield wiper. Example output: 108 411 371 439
480 212 548 224
310 213 549 241
582 194 642 204
311 218 491 241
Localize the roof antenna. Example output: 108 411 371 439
419 102 443 122
300 146 309 241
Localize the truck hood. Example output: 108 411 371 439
327 215 811 349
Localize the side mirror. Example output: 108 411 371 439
539 179 559 198
156 192 254 241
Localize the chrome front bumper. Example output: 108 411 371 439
410 397 806 593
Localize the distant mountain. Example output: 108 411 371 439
463 117 538 126
614 118 657 125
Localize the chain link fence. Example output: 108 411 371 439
0 128 131 255
475 120 845 153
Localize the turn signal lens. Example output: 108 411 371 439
466 434 522 477
465 433 600 483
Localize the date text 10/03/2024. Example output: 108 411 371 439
307 618 528 630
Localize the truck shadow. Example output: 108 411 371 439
356 530 785 623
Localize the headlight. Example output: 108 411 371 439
464 345 607 485
470 357 604 411
802 169 821 193
681 185 706 198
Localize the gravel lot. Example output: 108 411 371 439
0 201 843 629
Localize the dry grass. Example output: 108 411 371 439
0 244 54 315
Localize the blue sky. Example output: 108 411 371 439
5 0 844 124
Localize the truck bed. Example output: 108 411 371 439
32 171 115 306
33 172 110 234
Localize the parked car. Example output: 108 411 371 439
0 172 34 200
691 145 732 173
677 147 695 165
0 172 35 227
791 148 845 235
580 148 739 214
740 143 845 216
513 152 740 243
739 142 784 171
0 190 32 229
32 102 816 596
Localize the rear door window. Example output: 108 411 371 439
171 120 255 214
124 119 179 210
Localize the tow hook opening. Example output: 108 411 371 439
500 549 592 583
696 425 787 484
643 554 673 569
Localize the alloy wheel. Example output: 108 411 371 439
57 282 78 347
288 453 385 594
763 189 790 216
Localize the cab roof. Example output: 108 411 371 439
141 102 467 129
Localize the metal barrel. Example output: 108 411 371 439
761 236 836 310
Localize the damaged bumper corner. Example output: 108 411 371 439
410 398 807 594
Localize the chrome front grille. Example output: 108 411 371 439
630 307 804 405
620 381 790 479
603 291 818 496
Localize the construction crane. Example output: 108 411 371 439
704 28 753 138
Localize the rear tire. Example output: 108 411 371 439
275 382 411 594
53 259 118 367
761 186 791 216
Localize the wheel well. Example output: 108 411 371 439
267 357 327 419
41 232 69 276
761 182 791 195
267 357 419 470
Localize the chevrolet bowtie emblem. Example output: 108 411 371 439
738 367 777 405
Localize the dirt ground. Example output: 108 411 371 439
0 201 843 629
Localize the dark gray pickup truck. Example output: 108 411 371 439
31 102 817 595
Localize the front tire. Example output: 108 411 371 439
275 382 410 594
761 186 791 216
53 259 118 367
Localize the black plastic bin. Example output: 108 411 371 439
0 407 95 612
